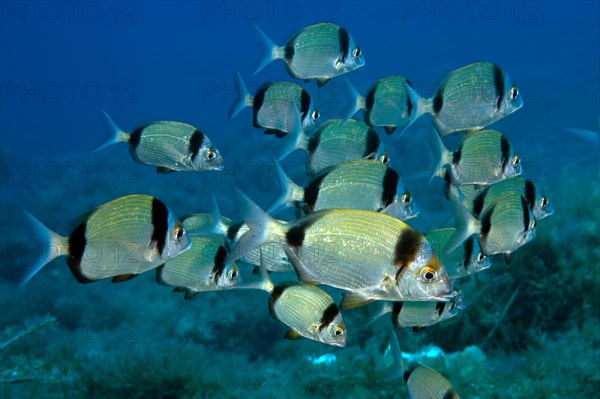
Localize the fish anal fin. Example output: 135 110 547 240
384 126 397 135
156 166 176 174
284 329 303 340
111 273 137 283
317 78 330 87
340 292 375 309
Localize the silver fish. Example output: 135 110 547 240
229 73 319 136
448 190 537 261
156 234 241 299
426 61 523 136
278 118 388 176
433 129 522 187
465 176 554 220
371 288 464 330
228 189 452 309
253 23 365 86
95 112 224 173
270 159 418 220
347 76 426 135
425 228 490 279
22 194 190 285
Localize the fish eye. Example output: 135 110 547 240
229 266 239 280
353 47 361 58
312 109 320 120
173 225 184 241
540 196 548 207
420 266 437 282
380 153 389 164
530 219 537 229
509 86 519 101
207 149 216 160
401 193 412 203
477 253 486 262
334 326 345 336
512 154 520 166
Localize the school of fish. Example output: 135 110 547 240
23 22 554 397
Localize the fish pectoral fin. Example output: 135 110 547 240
317 78 330 87
284 329 303 341
340 292 375 309
412 326 427 332
156 166 176 174
144 243 159 262
111 273 137 283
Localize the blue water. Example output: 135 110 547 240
1 1 599 398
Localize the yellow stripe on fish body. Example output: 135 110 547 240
156 234 240 298
450 130 521 186
429 61 522 136
269 283 346 347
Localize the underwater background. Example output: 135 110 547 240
1 1 598 398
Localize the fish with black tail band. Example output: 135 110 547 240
95 112 224 173
156 234 241 300
404 363 461 399
239 247 346 347
229 72 319 137
447 190 537 261
425 228 490 279
425 61 523 136
345 76 427 135
253 23 365 87
21 194 190 285
432 129 522 187
228 189 452 309
451 176 554 221
277 118 389 176
369 287 464 330
269 159 418 220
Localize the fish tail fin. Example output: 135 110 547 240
276 111 307 161
380 328 405 382
21 211 68 285
420 96 434 115
446 191 480 254
424 128 451 183
227 188 286 263
186 194 226 236
267 159 304 214
342 79 366 121
229 71 253 119
252 24 283 76
93 111 129 154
